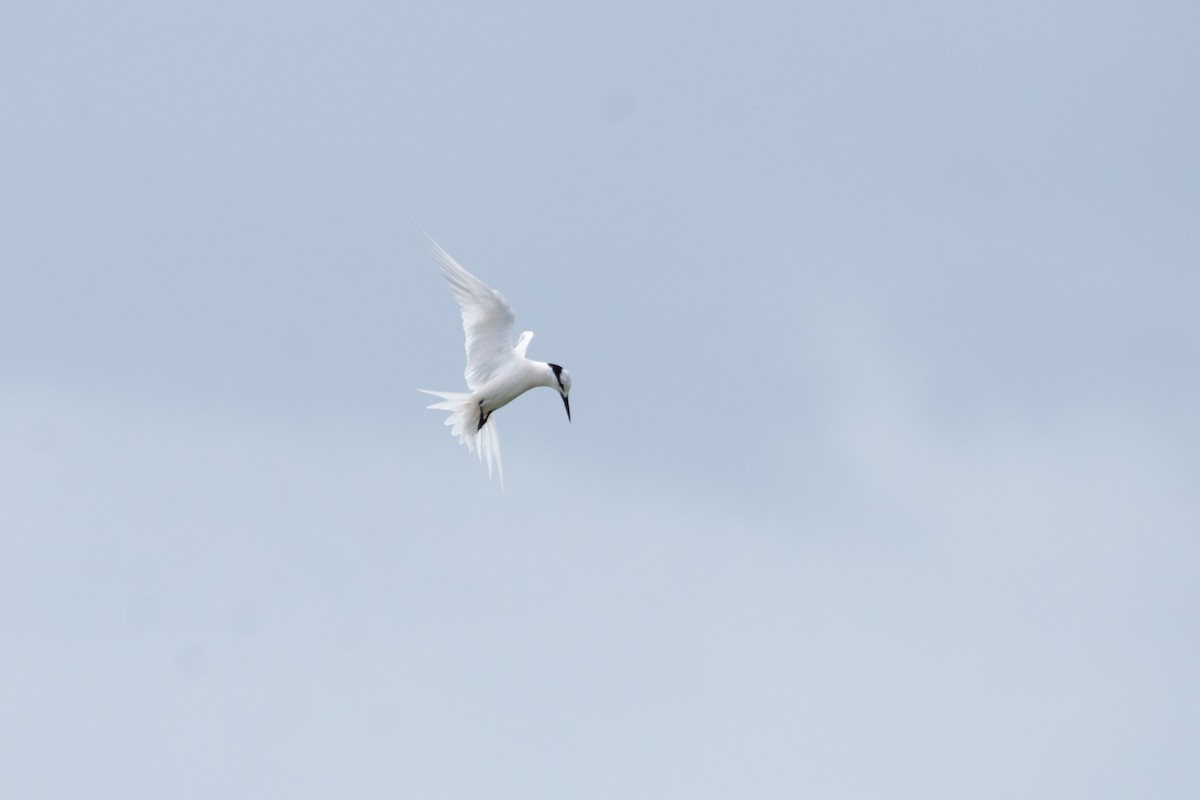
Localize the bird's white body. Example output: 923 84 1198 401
475 359 560 418
420 235 572 485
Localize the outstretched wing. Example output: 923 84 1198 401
425 234 517 390
514 330 534 358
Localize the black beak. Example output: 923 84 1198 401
562 394 571 422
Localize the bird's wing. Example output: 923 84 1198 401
514 330 534 359
425 234 518 390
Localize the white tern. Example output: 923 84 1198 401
420 235 572 485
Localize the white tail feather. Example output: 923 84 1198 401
419 390 504 487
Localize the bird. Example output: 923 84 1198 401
420 234 572 485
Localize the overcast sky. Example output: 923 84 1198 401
3 1 1198 797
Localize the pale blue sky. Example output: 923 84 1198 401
3 1 1198 797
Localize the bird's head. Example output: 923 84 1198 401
548 363 572 422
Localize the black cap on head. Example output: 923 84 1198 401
548 363 570 421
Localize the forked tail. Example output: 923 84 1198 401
419 390 504 486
